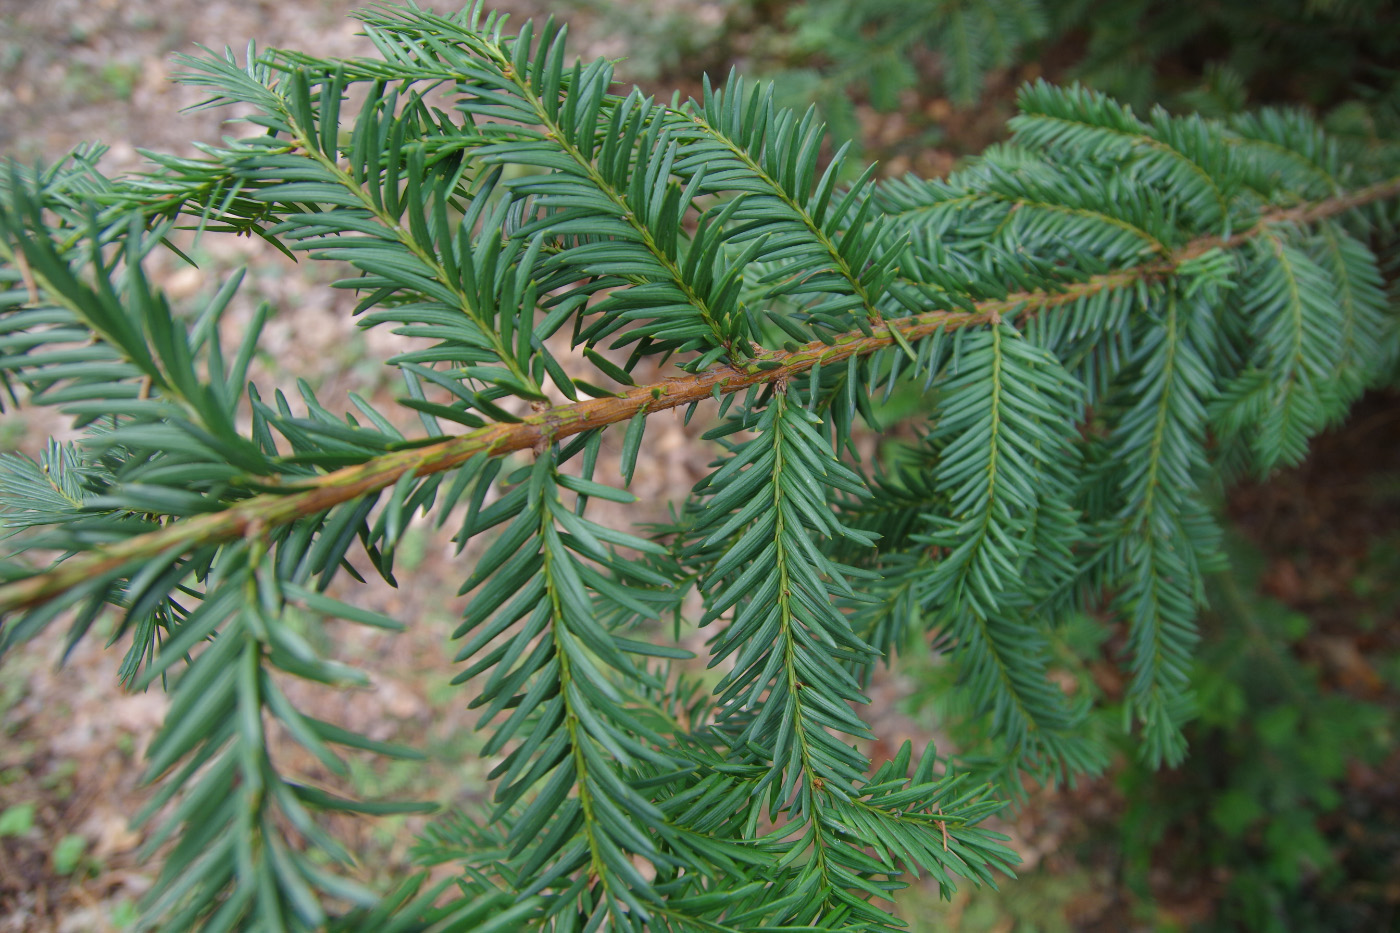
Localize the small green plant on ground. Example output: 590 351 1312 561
1111 535 1397 933
754 0 1400 144
1 2 1398 930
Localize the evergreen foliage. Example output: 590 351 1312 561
0 3 1398 929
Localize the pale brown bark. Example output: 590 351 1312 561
2 178 1397 616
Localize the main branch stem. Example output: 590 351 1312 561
2 177 1397 616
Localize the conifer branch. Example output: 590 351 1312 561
4 10 1400 925
1 176 1396 618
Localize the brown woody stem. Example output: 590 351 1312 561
2 177 1398 616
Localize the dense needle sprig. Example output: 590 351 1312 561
0 3 1397 930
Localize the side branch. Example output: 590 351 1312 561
1 179 1396 616
1177 176 1400 262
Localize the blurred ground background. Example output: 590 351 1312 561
1 1 1397 931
